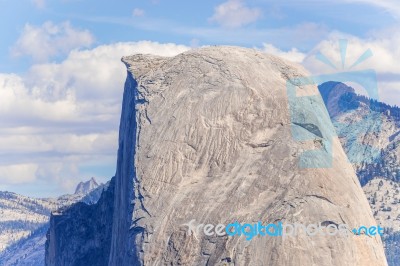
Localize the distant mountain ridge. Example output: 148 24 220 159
0 178 107 266
319 81 400 120
319 81 400 185
318 81 400 266
45 47 388 266
74 177 100 194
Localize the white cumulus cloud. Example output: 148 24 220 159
12 21 95 62
261 43 306 63
1 41 190 196
209 0 262 28
302 30 400 106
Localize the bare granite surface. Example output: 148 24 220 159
106 46 388 266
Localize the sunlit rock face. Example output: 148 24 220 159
107 46 387 266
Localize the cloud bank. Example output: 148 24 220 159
12 21 95 62
1 40 190 196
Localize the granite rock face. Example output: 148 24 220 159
0 181 106 266
45 178 115 266
107 46 388 265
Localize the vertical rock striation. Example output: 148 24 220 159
45 46 388 265
45 178 115 266
108 47 388 265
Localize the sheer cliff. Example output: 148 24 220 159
110 47 387 265
45 178 114 266
0 180 105 266
47 46 388 266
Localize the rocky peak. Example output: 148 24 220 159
45 46 388 266
74 177 100 195
110 46 387 265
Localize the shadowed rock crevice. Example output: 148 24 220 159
45 178 115 266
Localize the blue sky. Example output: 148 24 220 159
0 0 399 197
0 0 397 72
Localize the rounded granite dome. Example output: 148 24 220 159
48 46 387 266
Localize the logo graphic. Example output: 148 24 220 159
181 219 384 240
287 39 382 168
